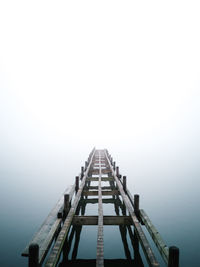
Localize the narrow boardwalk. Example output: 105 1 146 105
22 148 179 267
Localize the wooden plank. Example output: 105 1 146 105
83 190 119 196
86 177 114 182
96 152 104 267
104 150 160 267
83 198 116 204
72 215 132 225
84 186 112 190
66 259 135 266
92 169 111 175
22 185 75 265
140 209 169 264
45 149 96 267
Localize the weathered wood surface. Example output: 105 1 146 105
82 198 116 204
86 177 114 182
105 150 160 267
83 189 119 196
92 169 111 175
22 185 75 264
72 215 132 225
45 150 96 267
84 186 113 190
140 209 169 263
168 246 179 267
96 152 104 267
65 259 136 266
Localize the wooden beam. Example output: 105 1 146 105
84 186 112 190
72 215 132 225
96 151 104 267
83 190 119 196
66 259 135 266
92 169 112 175
140 209 169 264
86 177 114 182
83 198 116 204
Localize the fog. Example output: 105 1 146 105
0 1 200 266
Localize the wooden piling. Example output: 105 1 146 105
81 167 84 180
85 161 88 171
116 166 119 177
75 176 79 193
123 176 127 193
168 246 179 267
64 194 70 217
134 194 140 218
29 243 39 267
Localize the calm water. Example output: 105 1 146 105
0 147 200 267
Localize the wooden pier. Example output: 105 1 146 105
22 148 179 267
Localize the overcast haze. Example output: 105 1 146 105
0 1 200 266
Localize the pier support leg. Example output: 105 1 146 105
81 166 84 180
123 176 127 193
75 176 79 193
168 246 179 267
134 194 140 218
64 194 70 217
113 161 116 171
29 243 39 267
85 161 88 171
116 166 119 177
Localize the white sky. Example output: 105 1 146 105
0 0 200 157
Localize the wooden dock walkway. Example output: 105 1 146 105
22 148 179 267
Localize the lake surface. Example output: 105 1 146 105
0 147 199 267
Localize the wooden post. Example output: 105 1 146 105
64 194 70 217
113 161 116 171
28 243 39 267
81 166 84 180
134 194 140 218
85 161 88 171
75 176 79 193
116 166 119 177
123 176 127 193
168 246 179 267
